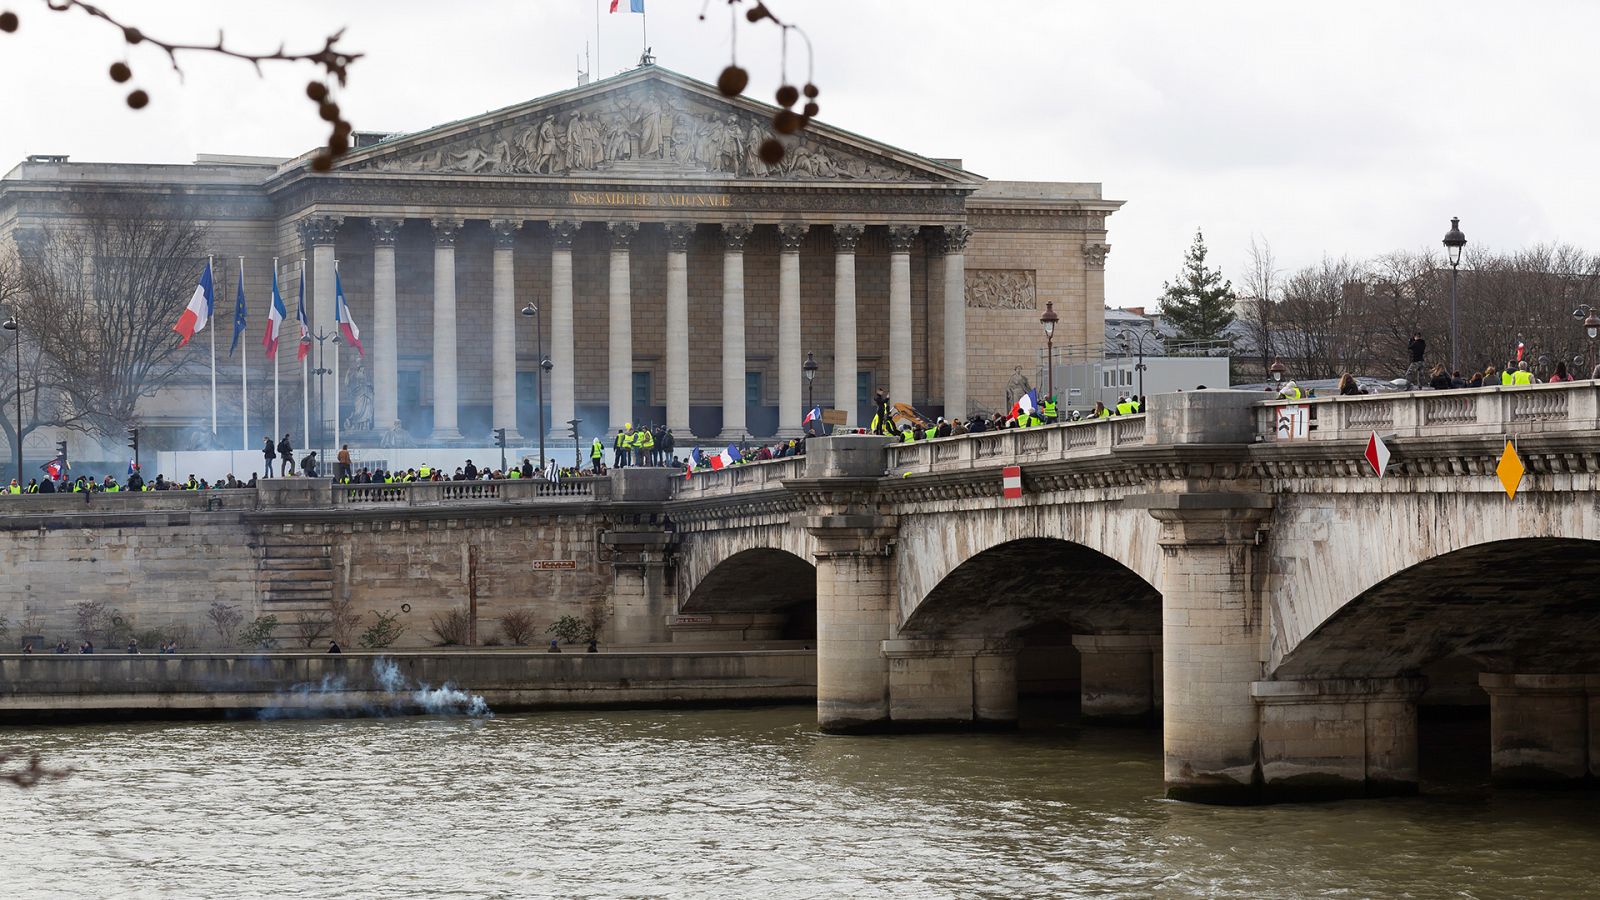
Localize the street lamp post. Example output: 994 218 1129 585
304 328 334 475
1039 301 1058 412
802 351 819 435
1118 328 1151 400
1442 217 1468 374
1269 357 1287 388
3 316 19 480
1574 304 1600 379
521 301 550 470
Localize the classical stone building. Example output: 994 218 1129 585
0 64 1119 450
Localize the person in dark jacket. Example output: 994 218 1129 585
1338 373 1363 396
1406 332 1427 388
1429 365 1454 391
277 434 295 475
263 435 277 477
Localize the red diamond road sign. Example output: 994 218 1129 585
1364 431 1390 477
1002 465 1022 499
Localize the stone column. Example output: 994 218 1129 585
490 220 523 442
941 225 970 420
664 223 694 436
1081 242 1111 368
549 221 580 443
1252 677 1425 800
606 222 638 434
429 218 464 443
887 225 918 408
1072 634 1160 724
793 434 897 732
719 222 752 441
369 218 402 433
883 638 1019 728
776 223 809 437
1480 673 1595 787
1149 503 1271 803
299 215 342 440
832 224 864 428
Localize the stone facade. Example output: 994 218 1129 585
0 65 1119 451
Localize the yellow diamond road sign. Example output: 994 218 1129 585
1496 440 1525 500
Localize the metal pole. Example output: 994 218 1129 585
317 330 326 472
1449 262 1460 375
1137 337 1145 399
807 379 814 435
12 325 21 480
209 255 217 435
1045 335 1054 410
536 304 546 470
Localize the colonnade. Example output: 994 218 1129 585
298 215 972 445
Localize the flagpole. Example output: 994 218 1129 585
641 2 647 56
208 254 217 435
239 257 248 454
272 257 280 445
301 258 309 461
595 0 600 77
333 258 341 455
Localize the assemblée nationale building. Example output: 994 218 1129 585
0 64 1119 449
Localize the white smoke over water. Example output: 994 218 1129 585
257 656 493 720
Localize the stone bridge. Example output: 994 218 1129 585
668 383 1600 802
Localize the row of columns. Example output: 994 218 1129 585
299 215 972 445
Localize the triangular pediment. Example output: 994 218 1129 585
335 66 980 186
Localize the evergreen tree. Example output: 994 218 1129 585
1160 229 1237 344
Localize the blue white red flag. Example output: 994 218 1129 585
263 267 286 358
802 406 821 425
335 269 364 356
172 261 213 346
1010 389 1038 419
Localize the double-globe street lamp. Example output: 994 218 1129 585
1118 327 1153 400
1442 217 1468 374
520 300 553 471
802 351 820 435
3 316 19 479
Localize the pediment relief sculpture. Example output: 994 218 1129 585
347 83 933 183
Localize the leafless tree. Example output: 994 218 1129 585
19 195 210 439
1237 235 1280 379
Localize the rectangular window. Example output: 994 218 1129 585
746 371 763 408
632 372 652 408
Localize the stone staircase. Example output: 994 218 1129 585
257 534 334 615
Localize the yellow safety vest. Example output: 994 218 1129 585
1512 370 1533 385
1500 371 1514 386
1116 401 1134 415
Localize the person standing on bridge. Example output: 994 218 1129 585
278 434 296 476
591 435 605 474
1406 331 1427 389
262 436 277 477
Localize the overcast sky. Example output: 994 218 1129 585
2 0 1595 309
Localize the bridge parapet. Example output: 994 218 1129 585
335 476 607 507
1257 382 1600 442
673 456 805 500
888 416 1147 475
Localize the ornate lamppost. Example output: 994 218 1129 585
1574 304 1600 379
1442 217 1467 374
3 316 19 479
802 351 819 435
521 301 551 470
1039 301 1058 410
1118 328 1152 400
1269 357 1287 389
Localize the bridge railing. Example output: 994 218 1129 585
674 456 806 499
333 477 605 507
888 416 1144 474
0 489 256 513
1256 381 1600 442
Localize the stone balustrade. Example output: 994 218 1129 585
674 456 806 499
334 477 605 507
1257 381 1600 442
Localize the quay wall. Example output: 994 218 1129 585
0 650 815 722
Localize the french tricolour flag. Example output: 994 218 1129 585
172 261 214 346
295 267 311 362
335 269 363 356
609 0 644 12
802 406 821 426
263 267 286 358
709 444 741 471
1009 388 1038 420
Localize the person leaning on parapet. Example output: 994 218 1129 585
278 433 296 475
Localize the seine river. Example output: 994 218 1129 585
4 705 1599 898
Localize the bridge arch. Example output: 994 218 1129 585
673 524 816 642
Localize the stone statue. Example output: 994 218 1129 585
1005 366 1033 409
342 356 374 433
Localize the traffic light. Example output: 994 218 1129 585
127 427 140 469
567 418 582 441
493 428 507 449
55 440 67 461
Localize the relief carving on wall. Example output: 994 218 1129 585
350 83 926 182
965 269 1038 310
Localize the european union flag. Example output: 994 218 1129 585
229 271 247 356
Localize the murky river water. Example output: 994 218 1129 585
3 705 1598 898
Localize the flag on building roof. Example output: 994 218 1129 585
228 269 247 356
172 261 213 346
263 267 286 358
335 269 363 356
296 267 310 362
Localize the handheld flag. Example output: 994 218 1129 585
264 267 286 358
229 270 247 355
690 447 705 470
127 459 140 477
1010 389 1038 419
41 456 64 480
172 261 214 346
335 269 364 356
709 444 742 471
802 406 821 426
295 267 310 361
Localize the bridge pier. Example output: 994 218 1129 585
882 638 1018 728
1072 634 1160 725
1479 674 1600 787
1251 677 1424 800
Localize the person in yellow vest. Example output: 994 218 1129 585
614 426 630 468
590 437 604 474
1115 394 1136 415
418 464 432 480
637 426 655 467
1512 362 1534 385
1041 396 1058 423
25 478 38 493
900 425 915 443
1277 381 1303 401
6 479 18 495
1501 362 1515 386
